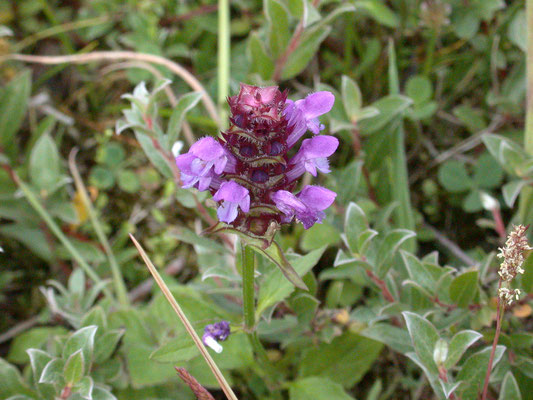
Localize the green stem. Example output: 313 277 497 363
17 178 114 301
217 0 230 129
519 0 533 222
242 244 256 332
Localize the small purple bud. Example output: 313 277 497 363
285 91 335 147
202 321 230 353
213 181 250 223
286 135 339 181
175 137 235 191
271 185 336 229
251 169 268 183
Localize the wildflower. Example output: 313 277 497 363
497 225 531 282
213 181 250 224
175 137 236 191
202 321 230 353
176 84 337 234
271 186 337 229
284 91 335 147
286 135 339 181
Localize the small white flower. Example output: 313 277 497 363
203 336 223 353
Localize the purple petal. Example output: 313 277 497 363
312 157 331 174
175 153 196 174
271 190 306 217
213 181 249 203
190 137 225 161
239 193 250 213
298 186 337 211
304 160 318 176
301 91 335 119
217 201 239 223
301 135 339 158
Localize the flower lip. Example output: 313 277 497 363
213 181 251 223
285 91 335 147
271 185 336 229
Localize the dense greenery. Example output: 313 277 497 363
0 1 532 399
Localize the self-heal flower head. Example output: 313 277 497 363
285 91 335 147
202 321 230 353
271 185 337 229
175 137 236 191
286 135 339 182
213 181 250 223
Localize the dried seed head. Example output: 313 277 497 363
497 225 531 282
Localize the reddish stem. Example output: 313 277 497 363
481 280 503 400
491 207 506 241
273 20 305 81
366 269 395 302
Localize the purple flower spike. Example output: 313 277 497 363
286 135 339 181
285 91 335 147
213 181 250 223
175 137 236 191
271 185 336 229
202 321 230 353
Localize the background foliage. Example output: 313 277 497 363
0 0 532 399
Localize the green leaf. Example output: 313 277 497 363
117 169 140 193
150 335 198 363
96 142 125 167
341 75 362 121
64 350 84 385
281 26 331 80
135 130 173 178
0 70 32 157
92 386 117 400
0 358 36 398
375 230 416 278
402 311 439 374
360 323 413 354
456 346 506 400
473 154 503 189
289 377 355 400
7 327 67 364
453 105 486 133
482 134 528 176
499 372 522 400
256 247 326 317
438 160 473 193
29 133 61 193
94 330 124 363
63 326 97 372
73 376 93 399
247 32 275 80
444 330 482 369
503 180 529 207
166 92 202 146
401 251 438 295
344 202 372 254
89 166 115 190
406 75 432 104
39 358 64 384
449 270 479 308
300 222 340 251
357 0 399 28
299 332 383 387
265 0 290 58
358 95 412 135
507 10 526 52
